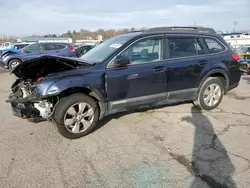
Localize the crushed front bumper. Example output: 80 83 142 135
6 93 40 118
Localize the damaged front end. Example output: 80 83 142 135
6 78 55 120
6 55 91 121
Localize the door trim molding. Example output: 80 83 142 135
108 88 198 110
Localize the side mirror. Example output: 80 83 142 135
114 56 129 67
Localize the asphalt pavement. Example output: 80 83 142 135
0 72 249 188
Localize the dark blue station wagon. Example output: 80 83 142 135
7 27 242 139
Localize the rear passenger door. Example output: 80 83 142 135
165 36 208 100
44 43 59 55
54 44 68 56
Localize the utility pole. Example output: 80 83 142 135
233 21 237 32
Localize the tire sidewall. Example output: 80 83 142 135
198 77 224 111
53 93 100 139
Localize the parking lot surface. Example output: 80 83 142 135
0 72 249 188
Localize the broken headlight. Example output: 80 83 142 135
33 81 60 97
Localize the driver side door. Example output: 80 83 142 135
106 36 168 110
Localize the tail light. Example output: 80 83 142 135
69 45 75 52
37 77 44 83
232 53 240 61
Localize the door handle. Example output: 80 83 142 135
153 67 166 73
199 60 208 65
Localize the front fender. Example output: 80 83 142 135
35 73 106 101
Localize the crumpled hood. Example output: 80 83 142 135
0 45 20 53
0 49 20 56
11 55 93 80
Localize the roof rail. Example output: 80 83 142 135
129 30 144 33
144 26 216 34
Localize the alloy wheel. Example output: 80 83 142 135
63 102 94 134
203 83 222 107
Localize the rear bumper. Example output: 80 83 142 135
7 93 40 118
228 83 239 92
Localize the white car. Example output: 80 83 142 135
0 42 13 51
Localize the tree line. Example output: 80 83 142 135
44 27 147 41
0 27 145 44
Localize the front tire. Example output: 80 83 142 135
53 93 100 139
193 77 224 111
9 59 21 70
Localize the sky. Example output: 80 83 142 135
0 0 249 36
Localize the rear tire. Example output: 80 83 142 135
53 93 100 139
193 77 224 111
9 59 21 70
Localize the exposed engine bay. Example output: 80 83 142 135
6 55 91 120
10 55 90 80
9 78 55 119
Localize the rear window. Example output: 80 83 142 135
56 44 66 49
203 38 226 53
45 43 57 50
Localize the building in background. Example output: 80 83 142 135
222 32 250 49
96 35 103 41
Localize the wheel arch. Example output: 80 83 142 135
8 58 23 68
57 86 106 119
198 69 229 95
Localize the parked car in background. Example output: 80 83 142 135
75 45 94 57
0 42 76 70
0 42 19 55
239 46 250 74
14 43 30 50
6 26 242 139
0 43 30 55
0 42 12 51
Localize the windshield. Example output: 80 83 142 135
80 35 134 63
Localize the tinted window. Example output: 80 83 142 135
204 38 225 53
45 43 57 50
15 44 29 49
114 38 163 65
80 46 92 53
168 38 205 58
24 43 45 52
55 44 66 50
4 42 10 47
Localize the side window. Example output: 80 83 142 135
204 38 225 53
27 43 45 52
4 42 10 47
81 46 89 54
55 44 66 50
45 43 57 50
168 37 205 58
119 38 163 65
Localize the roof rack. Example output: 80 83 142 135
144 26 216 34
129 30 144 33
